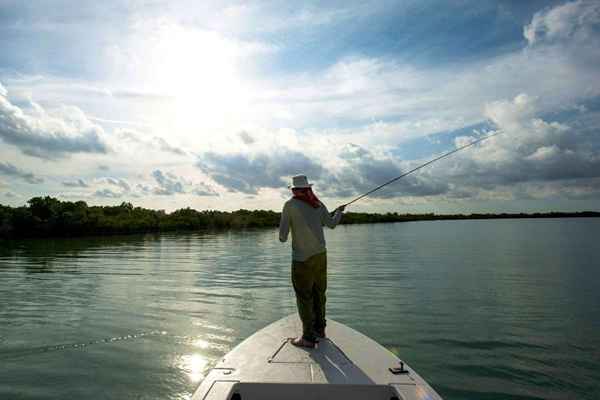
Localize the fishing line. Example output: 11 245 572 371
0 330 168 361
341 130 502 208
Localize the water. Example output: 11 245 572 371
1 219 599 400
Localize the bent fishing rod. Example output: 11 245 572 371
338 130 502 209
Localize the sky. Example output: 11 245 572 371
1 0 599 213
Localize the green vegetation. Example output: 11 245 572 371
0 196 598 239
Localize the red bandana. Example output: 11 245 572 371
292 187 321 208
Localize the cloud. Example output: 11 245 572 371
338 143 369 160
62 178 89 188
323 144 449 199
151 170 185 195
3 1 599 211
207 2 368 34
422 93 600 199
149 169 218 196
0 82 109 159
116 129 186 156
196 138 451 200
153 137 186 155
0 161 44 184
135 183 153 195
233 1 599 151
524 0 600 45
90 177 131 198
191 93 599 203
192 183 219 197
238 130 255 145
81 171 221 199
94 188 122 198
197 150 324 194
7 1 600 153
104 177 131 192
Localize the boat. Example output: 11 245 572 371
192 314 443 400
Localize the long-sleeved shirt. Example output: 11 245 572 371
279 198 343 261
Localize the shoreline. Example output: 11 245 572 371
1 196 598 240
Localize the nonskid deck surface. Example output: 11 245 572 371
192 315 443 400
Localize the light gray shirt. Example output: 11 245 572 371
279 198 343 261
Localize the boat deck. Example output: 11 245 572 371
192 315 442 400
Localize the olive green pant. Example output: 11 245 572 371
291 252 327 342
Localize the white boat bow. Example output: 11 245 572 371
192 314 443 400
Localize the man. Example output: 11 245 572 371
279 174 345 348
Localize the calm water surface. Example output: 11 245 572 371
1 219 599 400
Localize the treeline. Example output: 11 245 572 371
340 210 600 225
0 197 280 239
0 196 598 239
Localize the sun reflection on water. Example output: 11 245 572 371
192 338 210 349
178 354 208 383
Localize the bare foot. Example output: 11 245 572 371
290 337 316 348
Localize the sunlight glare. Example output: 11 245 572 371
178 353 208 383
147 24 251 135
192 338 210 349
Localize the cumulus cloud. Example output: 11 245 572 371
0 82 109 159
424 93 600 199
3 1 599 210
150 169 218 196
104 177 131 192
238 130 255 145
0 162 44 184
192 183 219 197
197 150 324 194
94 188 122 198
192 91 600 203
151 170 185 195
153 137 186 155
89 177 132 198
116 129 186 156
73 171 220 199
195 142 449 199
524 0 600 45
323 144 449 199
62 178 89 188
237 0 600 150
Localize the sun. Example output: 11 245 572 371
144 24 251 138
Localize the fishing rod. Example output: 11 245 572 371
340 130 502 209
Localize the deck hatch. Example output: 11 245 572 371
269 339 352 365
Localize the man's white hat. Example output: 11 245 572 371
289 175 313 189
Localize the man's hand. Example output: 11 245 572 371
337 205 346 212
